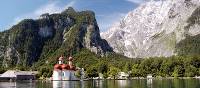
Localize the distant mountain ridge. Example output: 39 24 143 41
0 7 112 67
101 0 200 58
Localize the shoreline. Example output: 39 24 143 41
43 76 200 81
0 77 200 82
0 76 200 82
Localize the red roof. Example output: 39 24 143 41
54 64 76 71
61 64 70 70
54 64 62 70
54 56 76 71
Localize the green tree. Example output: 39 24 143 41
160 59 173 77
103 73 108 79
0 67 6 74
130 64 139 77
123 62 132 73
198 68 200 76
15 65 27 71
172 65 184 77
38 66 52 78
184 65 197 77
98 63 108 74
108 66 120 79
85 66 98 78
75 70 81 78
139 59 153 76
150 58 163 76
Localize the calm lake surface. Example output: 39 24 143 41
0 79 200 88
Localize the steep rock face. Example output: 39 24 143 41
101 0 200 58
0 8 112 67
176 6 200 56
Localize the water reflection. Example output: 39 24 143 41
0 79 200 88
0 81 36 88
53 81 62 88
53 81 85 88
147 79 153 88
118 80 128 88
94 80 103 88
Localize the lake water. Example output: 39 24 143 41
0 79 200 88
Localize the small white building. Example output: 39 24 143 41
99 73 104 79
118 72 129 79
147 74 153 79
80 68 85 80
52 56 78 81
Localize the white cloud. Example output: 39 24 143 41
34 2 62 16
35 1 76 15
126 0 146 4
64 1 76 9
12 1 76 25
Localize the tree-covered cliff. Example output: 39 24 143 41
0 7 112 69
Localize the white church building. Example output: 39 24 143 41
52 56 78 81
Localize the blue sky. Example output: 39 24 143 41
0 0 144 32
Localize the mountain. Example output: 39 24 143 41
0 7 112 68
101 0 200 58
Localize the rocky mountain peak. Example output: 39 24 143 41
101 0 200 58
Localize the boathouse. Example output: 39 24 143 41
0 70 37 81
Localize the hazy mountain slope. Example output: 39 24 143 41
175 6 200 56
101 0 200 58
0 7 112 67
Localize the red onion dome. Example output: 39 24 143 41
54 64 62 70
61 64 70 70
68 56 73 61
